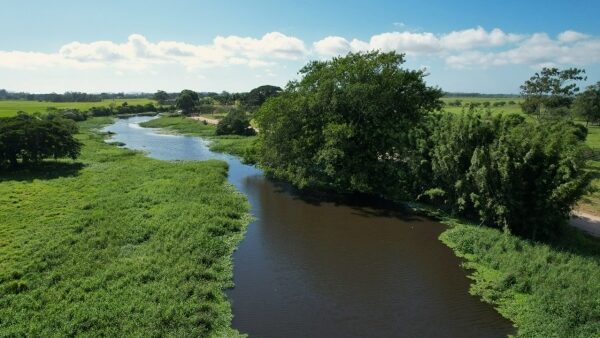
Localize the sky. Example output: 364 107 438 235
1 0 599 94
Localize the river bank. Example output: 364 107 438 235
144 114 600 337
0 117 250 337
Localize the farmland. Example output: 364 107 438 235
0 98 154 117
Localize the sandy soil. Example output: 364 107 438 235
570 211 600 237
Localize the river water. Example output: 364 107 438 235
104 116 513 337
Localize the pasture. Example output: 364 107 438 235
0 98 154 117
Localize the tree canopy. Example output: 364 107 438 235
245 85 282 107
256 51 442 193
574 82 600 126
0 114 82 168
176 90 199 115
153 90 169 105
520 67 586 118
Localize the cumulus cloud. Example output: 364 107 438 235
312 27 600 69
0 32 307 71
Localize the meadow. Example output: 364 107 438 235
0 98 154 117
0 117 249 337
441 96 524 115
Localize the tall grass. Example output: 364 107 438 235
0 118 249 336
440 221 600 337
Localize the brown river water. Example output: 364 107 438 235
106 116 514 337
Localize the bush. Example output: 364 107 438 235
0 114 81 168
411 113 590 239
216 110 255 136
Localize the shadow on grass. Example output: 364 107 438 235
0 161 85 182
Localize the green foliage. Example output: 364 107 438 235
0 118 249 337
411 113 590 239
520 67 587 118
574 81 600 125
256 51 442 193
0 114 82 168
153 90 169 105
245 85 282 107
216 110 255 136
176 90 199 115
440 222 600 338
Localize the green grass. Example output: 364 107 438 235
439 220 600 337
0 117 249 337
0 98 155 117
140 116 258 161
441 96 524 115
578 125 600 215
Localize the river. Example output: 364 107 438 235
104 116 514 337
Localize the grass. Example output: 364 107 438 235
438 219 600 337
0 98 154 117
140 116 258 161
0 117 250 337
441 96 524 115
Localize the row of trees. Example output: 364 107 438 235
0 114 81 168
0 90 148 102
256 51 591 239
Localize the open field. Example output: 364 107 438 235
441 96 524 115
0 117 249 336
0 98 154 117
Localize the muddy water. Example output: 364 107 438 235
105 116 514 337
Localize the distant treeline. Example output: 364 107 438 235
0 89 154 102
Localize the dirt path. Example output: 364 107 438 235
190 116 219 125
570 211 600 237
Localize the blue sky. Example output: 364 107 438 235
1 0 599 93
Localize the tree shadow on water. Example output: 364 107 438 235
269 178 424 223
0 161 85 182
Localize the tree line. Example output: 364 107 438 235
255 51 592 239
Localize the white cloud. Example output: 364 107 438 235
558 30 590 43
446 32 600 69
312 28 600 69
0 32 307 71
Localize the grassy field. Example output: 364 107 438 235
0 117 249 336
140 116 258 161
0 98 154 117
441 96 524 115
438 217 600 337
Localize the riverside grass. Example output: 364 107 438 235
0 117 249 337
140 116 258 160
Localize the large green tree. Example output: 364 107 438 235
153 90 169 105
520 67 586 118
573 82 600 126
0 114 81 167
176 90 199 115
256 51 442 194
245 85 282 107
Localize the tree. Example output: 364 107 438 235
0 114 81 168
256 51 442 194
245 85 282 107
520 67 586 119
176 90 199 115
216 110 255 136
153 90 169 105
573 82 600 126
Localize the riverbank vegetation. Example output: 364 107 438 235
253 51 599 336
0 117 250 336
140 116 258 161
